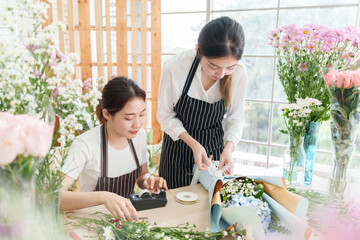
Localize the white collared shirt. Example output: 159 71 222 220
157 49 248 147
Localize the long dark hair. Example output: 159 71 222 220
197 16 245 110
95 76 146 124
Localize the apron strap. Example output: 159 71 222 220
182 55 200 95
128 139 141 168
100 124 108 178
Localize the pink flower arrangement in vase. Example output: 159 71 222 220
323 69 360 194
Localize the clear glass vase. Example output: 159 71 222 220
303 121 321 185
283 136 306 187
329 96 360 194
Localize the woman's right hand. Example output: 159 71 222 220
102 191 139 221
191 142 212 170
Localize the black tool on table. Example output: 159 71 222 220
130 188 167 211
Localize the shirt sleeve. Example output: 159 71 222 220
156 60 187 141
60 138 89 180
223 64 248 147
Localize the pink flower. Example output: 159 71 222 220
297 62 307 72
324 70 338 87
34 70 40 78
352 71 360 87
17 115 54 157
341 71 353 88
0 112 25 165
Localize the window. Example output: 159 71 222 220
161 0 360 179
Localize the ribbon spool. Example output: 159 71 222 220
139 189 152 199
175 192 199 205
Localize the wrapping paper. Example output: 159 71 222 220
194 163 311 239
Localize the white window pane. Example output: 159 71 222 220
242 57 274 100
235 143 268 168
274 74 288 102
212 10 277 55
162 13 206 54
213 0 277 10
279 7 357 27
162 0 206 12
242 102 270 142
280 0 358 7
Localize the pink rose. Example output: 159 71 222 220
0 112 25 165
336 71 345 88
324 70 338 87
17 115 54 157
352 71 360 87
342 71 353 88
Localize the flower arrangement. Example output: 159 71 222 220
0 1 103 148
323 69 360 193
0 0 103 236
280 98 322 185
220 177 289 234
67 212 245 240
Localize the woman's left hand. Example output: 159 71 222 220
142 176 168 192
218 149 234 176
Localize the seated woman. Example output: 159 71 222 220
59 76 167 221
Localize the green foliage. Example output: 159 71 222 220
146 129 162 175
67 212 245 240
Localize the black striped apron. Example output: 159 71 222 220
159 56 226 189
94 124 142 198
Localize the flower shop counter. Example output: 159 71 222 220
63 184 213 239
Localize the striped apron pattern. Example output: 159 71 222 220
159 56 226 189
94 124 142 198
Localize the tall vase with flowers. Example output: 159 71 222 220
280 98 322 187
268 24 332 185
323 69 360 194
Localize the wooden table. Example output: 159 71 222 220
64 184 212 239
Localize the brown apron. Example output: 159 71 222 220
94 124 142 198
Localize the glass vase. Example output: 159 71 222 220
303 121 320 185
329 93 360 194
283 136 306 187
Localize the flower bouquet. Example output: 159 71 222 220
196 163 311 240
323 69 360 193
67 212 244 240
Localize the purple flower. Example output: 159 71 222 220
34 70 40 78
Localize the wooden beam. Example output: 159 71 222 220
78 0 92 81
67 0 75 53
141 0 147 128
131 0 137 80
151 0 162 144
115 0 127 76
41 0 53 28
56 0 65 53
94 0 103 77
105 0 112 77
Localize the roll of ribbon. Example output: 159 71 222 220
139 189 151 198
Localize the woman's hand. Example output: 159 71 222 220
218 144 234 176
191 141 213 171
102 191 139 221
142 176 168 192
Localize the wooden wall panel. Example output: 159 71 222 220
151 0 162 144
115 0 127 76
78 0 92 81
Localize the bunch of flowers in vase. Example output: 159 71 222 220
280 98 322 186
268 23 360 184
323 69 360 194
